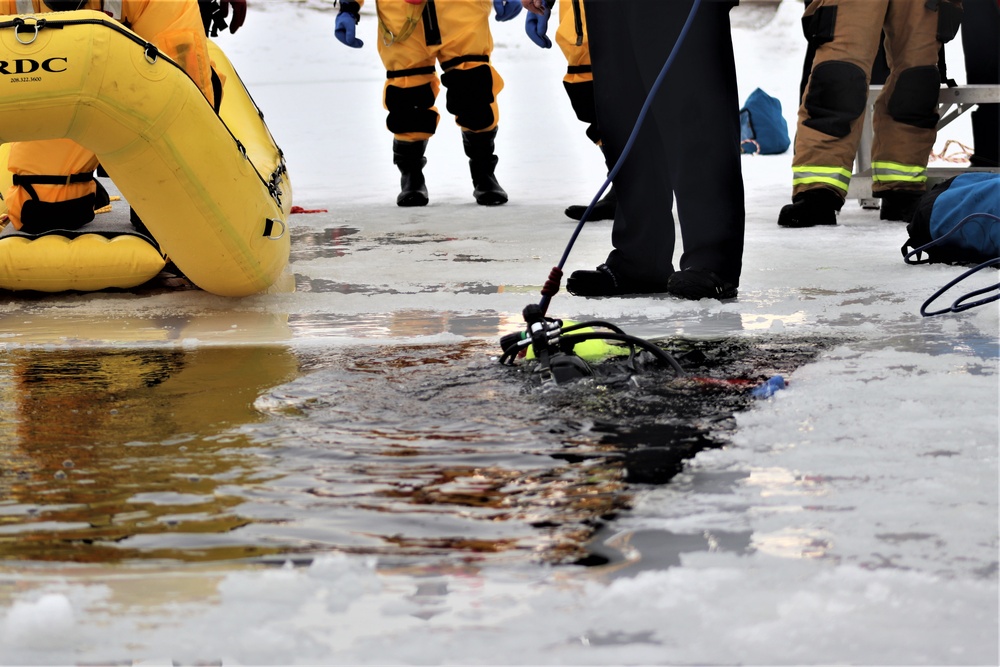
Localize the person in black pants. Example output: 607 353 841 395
522 0 745 300
962 0 999 168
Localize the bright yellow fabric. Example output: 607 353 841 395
1 0 215 229
375 0 503 141
555 0 592 85
0 234 165 292
0 20 291 296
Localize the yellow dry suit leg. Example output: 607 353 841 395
4 139 99 232
377 0 502 141
556 0 600 144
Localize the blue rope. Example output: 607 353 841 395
904 212 1000 316
538 0 703 315
920 257 999 316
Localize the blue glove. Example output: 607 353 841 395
751 375 786 399
493 0 522 22
335 4 363 48
525 8 551 48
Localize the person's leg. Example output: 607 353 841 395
648 0 744 290
438 1 508 205
962 0 1000 167
779 0 887 227
378 18 439 207
575 0 675 293
872 0 956 221
558 2 616 222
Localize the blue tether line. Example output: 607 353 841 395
905 212 1000 316
538 0 703 316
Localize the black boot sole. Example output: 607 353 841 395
474 190 507 206
397 190 429 207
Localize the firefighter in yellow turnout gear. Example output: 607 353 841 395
523 0 615 221
335 0 520 207
779 0 964 228
1 0 219 234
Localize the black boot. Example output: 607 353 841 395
565 185 616 221
392 139 429 207
462 128 508 206
877 190 922 222
777 188 843 228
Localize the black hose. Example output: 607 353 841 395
557 333 684 376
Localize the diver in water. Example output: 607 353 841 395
1 0 218 234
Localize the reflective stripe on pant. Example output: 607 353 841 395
793 0 956 198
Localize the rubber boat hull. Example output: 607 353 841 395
0 11 291 296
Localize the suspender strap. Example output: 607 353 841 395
440 54 489 72
567 64 592 75
421 0 441 46
570 0 584 46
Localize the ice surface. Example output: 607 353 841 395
0 1 996 664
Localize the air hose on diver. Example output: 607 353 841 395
498 0 703 384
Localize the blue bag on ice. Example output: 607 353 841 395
903 172 1000 266
902 172 1000 316
739 88 790 155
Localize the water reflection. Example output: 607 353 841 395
0 335 832 569
293 275 505 296
589 527 755 575
287 310 505 340
290 226 360 262
0 346 299 563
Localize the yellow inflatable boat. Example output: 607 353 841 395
0 10 291 296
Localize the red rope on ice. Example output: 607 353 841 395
290 206 329 214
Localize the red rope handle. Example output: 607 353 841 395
541 267 563 297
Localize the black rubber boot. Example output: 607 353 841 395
462 128 508 206
777 188 843 228
877 190 922 222
565 185 617 221
392 139 429 207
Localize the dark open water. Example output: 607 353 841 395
0 335 829 569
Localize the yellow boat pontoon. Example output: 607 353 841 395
0 10 291 296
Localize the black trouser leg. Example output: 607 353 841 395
584 0 745 285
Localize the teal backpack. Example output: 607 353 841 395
739 88 791 155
